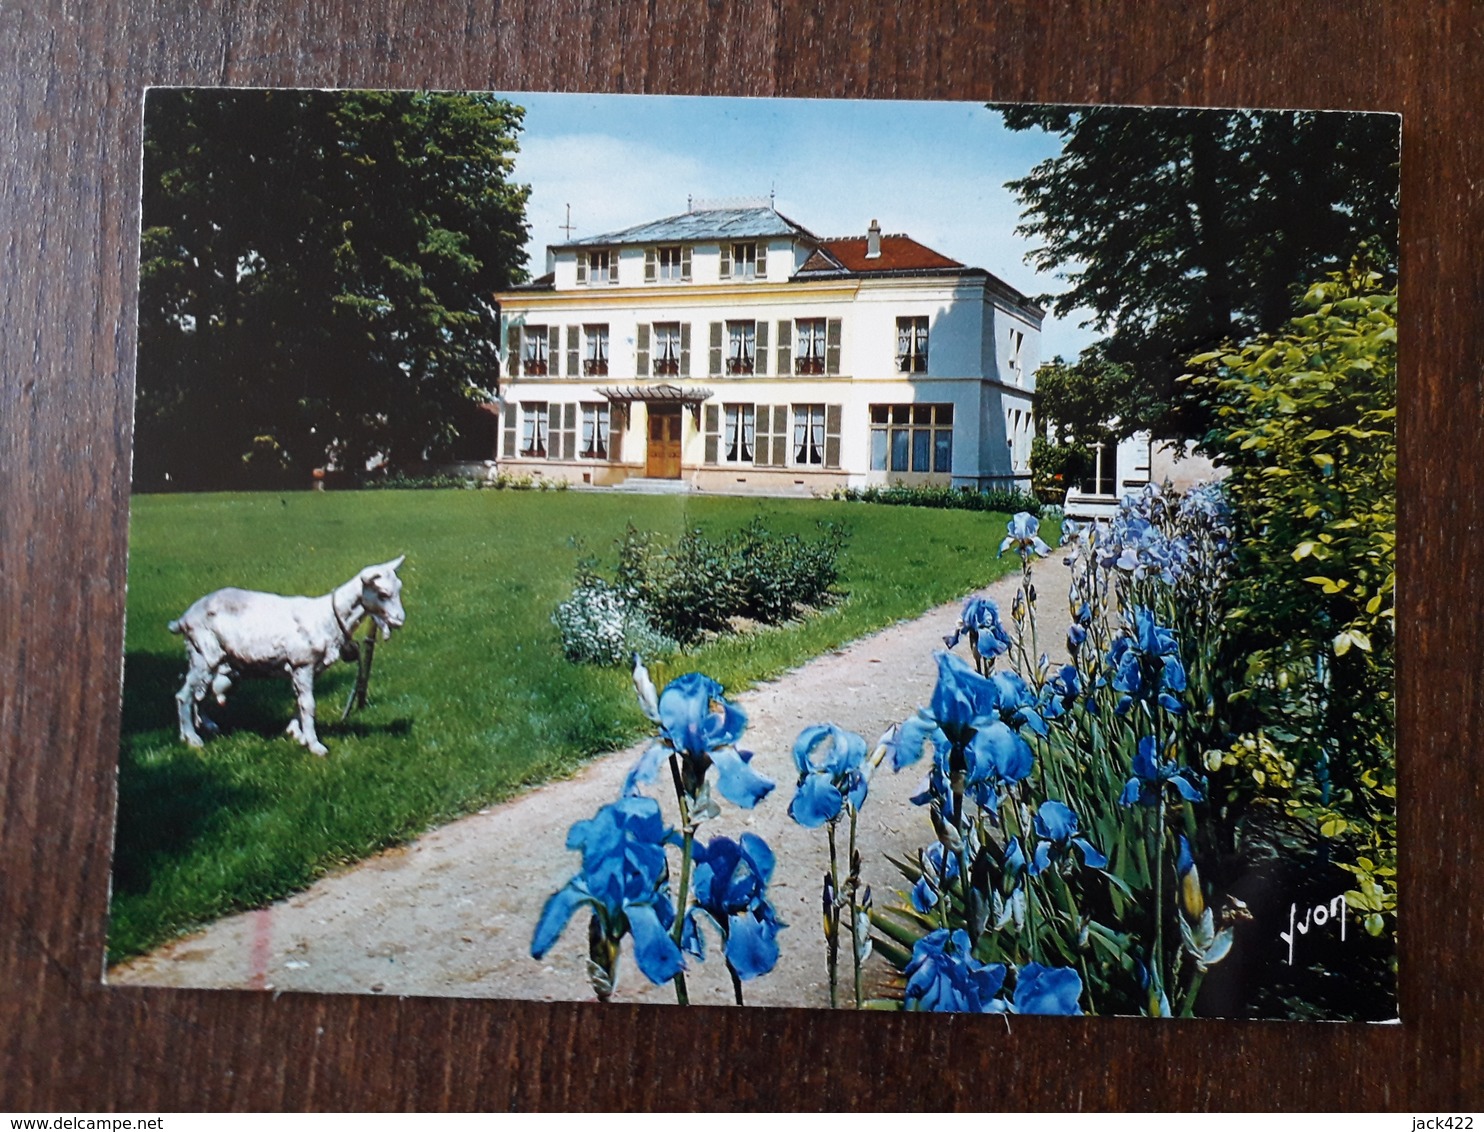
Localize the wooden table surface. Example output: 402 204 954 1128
1 0 1479 1111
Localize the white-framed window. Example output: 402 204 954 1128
584 324 609 376
727 321 756 374
520 402 549 457
576 248 618 285
793 404 826 466
870 403 954 474
646 244 691 283
724 404 755 462
522 327 549 376
1008 328 1025 381
721 241 766 280
581 402 611 460
653 323 683 375
796 319 827 375
896 316 929 373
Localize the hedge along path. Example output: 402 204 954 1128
109 557 1073 1008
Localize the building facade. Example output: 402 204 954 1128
492 202 1042 494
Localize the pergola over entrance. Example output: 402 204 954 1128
594 382 713 424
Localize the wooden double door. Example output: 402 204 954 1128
645 405 683 479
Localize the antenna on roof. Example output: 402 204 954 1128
687 194 694 212
770 184 776 209
559 203 576 241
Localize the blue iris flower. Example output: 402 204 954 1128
903 928 1008 1013
895 653 1037 815
681 832 786 981
531 796 685 988
1029 799 1108 875
1107 607 1187 715
998 511 1052 559
944 594 1012 662
910 842 961 913
1119 735 1206 807
1040 664 1084 721
1013 962 1085 1015
623 671 774 810
788 724 869 828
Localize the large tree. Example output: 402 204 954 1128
136 89 530 489
998 106 1399 438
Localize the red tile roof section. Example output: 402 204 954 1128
812 234 964 273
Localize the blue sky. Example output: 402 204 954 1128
493 91 1099 361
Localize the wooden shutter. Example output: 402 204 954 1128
754 405 771 467
636 324 650 376
704 404 720 464
548 326 562 377
576 254 587 284
644 247 657 282
610 404 626 462
719 243 731 279
826 318 842 375
824 404 842 469
755 320 769 375
679 324 691 377
506 324 520 378
772 405 790 466
776 320 792 376
562 403 579 460
756 243 767 279
608 254 619 284
501 403 517 459
681 246 692 281
709 322 724 377
567 326 579 377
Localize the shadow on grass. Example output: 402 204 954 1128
121 647 384 742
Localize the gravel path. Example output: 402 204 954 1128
110 558 1071 1009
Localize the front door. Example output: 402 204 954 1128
645 406 683 479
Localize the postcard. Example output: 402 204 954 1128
107 89 1399 1020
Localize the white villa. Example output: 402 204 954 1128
491 200 1043 494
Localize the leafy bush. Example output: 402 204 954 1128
364 471 569 491
833 483 1041 516
566 520 849 653
1187 263 1397 936
551 572 677 666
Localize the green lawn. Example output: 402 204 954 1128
110 489 1020 961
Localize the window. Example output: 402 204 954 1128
522 327 549 376
793 404 825 465
581 402 610 459
870 403 953 474
796 319 827 375
653 323 683 375
576 248 618 285
646 245 691 283
896 316 929 373
726 321 756 374
1008 328 1025 382
724 404 755 462
583 325 609 376
720 241 766 280
520 403 549 457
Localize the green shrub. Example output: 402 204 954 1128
575 520 849 650
1188 262 1396 935
833 482 1041 515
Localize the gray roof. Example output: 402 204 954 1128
558 206 817 248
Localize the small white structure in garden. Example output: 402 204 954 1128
492 199 1043 494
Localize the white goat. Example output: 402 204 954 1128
169 556 407 756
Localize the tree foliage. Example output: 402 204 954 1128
136 89 531 489
1188 264 1396 936
998 105 1399 437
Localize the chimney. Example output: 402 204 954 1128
866 218 882 259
